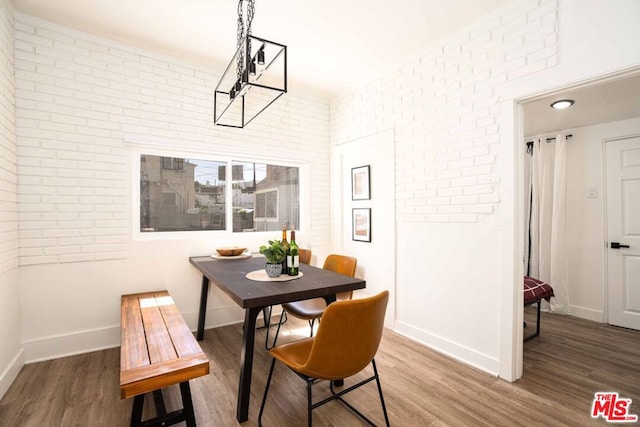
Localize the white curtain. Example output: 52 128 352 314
525 134 569 314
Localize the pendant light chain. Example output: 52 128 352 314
235 0 256 87
236 0 244 86
246 0 255 62
247 0 255 37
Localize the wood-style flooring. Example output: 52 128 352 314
1 307 639 426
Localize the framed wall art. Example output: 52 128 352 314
351 165 370 200
352 208 371 242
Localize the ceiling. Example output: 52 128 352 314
522 72 640 136
12 0 511 96
11 0 640 134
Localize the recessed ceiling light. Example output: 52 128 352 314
550 99 574 110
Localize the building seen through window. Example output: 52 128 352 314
139 155 299 233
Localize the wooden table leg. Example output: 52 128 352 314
322 294 337 305
197 275 209 341
237 307 261 423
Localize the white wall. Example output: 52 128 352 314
331 0 559 375
13 13 332 362
331 0 640 377
332 129 396 326
563 117 640 322
0 0 23 400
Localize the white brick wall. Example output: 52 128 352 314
0 0 18 274
14 14 331 265
331 0 558 223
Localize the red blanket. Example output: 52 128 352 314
524 276 554 305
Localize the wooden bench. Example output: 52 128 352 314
121 290 209 427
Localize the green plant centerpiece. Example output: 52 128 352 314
259 240 286 277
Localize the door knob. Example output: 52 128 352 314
611 242 630 249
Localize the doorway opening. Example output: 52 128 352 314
515 69 640 377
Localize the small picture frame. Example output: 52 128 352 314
352 208 371 242
351 165 370 200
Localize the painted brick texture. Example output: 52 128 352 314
0 0 18 274
14 14 330 265
330 0 558 223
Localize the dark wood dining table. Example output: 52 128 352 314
188 255 366 423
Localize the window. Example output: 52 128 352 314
231 161 299 232
162 157 184 170
255 188 278 220
139 155 299 233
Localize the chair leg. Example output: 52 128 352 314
326 360 389 426
308 319 315 337
262 306 271 328
372 359 391 427
265 309 287 350
306 378 313 427
258 359 277 426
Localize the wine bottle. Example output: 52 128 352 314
288 230 299 276
281 225 289 273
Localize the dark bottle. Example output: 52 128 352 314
281 226 289 273
288 230 299 276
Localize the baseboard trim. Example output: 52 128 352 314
568 305 605 323
394 320 499 376
22 306 246 363
23 325 121 363
0 348 25 400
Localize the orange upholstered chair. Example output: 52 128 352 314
286 254 357 326
298 248 312 265
259 291 390 426
268 254 357 349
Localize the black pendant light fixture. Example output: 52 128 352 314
214 0 287 128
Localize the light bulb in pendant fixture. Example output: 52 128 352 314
257 47 265 65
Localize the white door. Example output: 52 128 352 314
606 136 640 330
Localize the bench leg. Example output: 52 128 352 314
524 301 542 342
535 300 541 335
180 381 196 427
130 394 145 427
152 389 166 416
128 382 197 427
